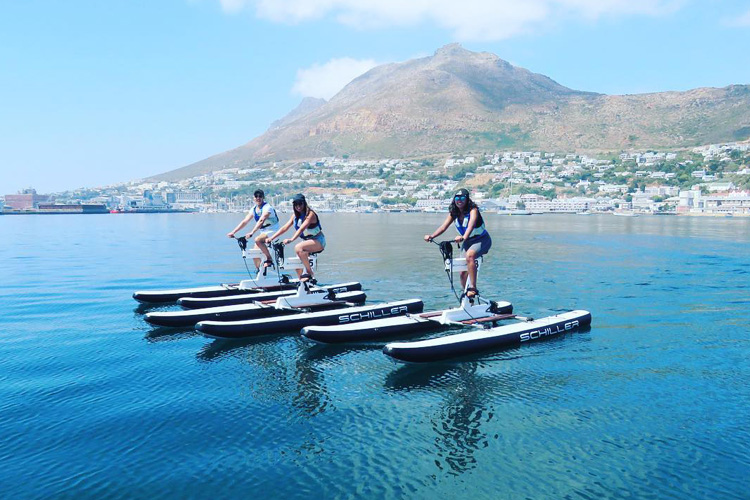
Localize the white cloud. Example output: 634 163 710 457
724 8 750 27
219 0 247 13
292 57 379 99
219 0 682 41
555 0 682 19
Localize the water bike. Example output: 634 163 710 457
132 236 298 303
382 310 592 363
176 281 362 309
374 243 591 362
196 299 424 339
301 240 513 343
144 281 366 327
230 239 324 291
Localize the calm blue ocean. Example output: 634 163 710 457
1 213 749 499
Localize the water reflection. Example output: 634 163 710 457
144 325 200 343
198 336 334 419
133 303 166 314
385 363 496 476
384 326 590 477
289 351 331 417
299 342 372 363
197 336 278 362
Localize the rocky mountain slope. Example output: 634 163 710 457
153 44 750 181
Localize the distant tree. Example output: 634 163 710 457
452 165 476 180
380 196 416 206
489 183 506 197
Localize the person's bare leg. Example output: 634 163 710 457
295 240 323 280
255 235 272 266
465 250 478 296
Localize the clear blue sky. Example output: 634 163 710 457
2 0 749 194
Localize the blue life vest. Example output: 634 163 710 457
253 202 279 228
454 209 486 238
294 210 322 239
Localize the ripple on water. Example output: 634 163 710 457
2 213 750 498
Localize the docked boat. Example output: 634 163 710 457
382 310 592 363
145 284 366 327
177 282 362 309
196 299 424 339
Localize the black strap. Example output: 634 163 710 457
272 242 285 261
438 241 453 262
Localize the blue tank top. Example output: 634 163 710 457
454 209 486 238
294 210 322 239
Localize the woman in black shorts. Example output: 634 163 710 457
424 188 492 298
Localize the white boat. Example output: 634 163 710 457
612 211 639 217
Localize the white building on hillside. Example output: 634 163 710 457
678 187 750 215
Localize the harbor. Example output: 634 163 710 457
4 141 749 217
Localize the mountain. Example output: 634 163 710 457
152 44 750 181
268 97 326 130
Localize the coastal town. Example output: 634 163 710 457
3 141 749 217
